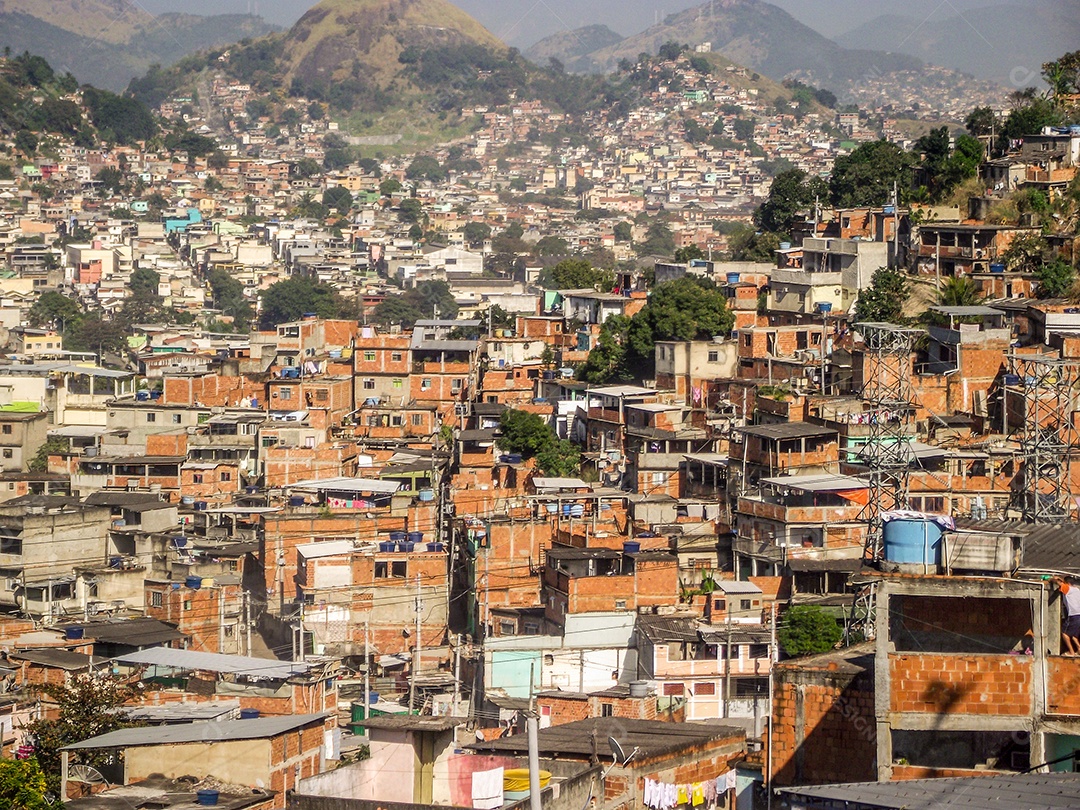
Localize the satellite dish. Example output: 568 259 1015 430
67 764 107 785
608 736 626 763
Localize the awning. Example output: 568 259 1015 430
759 473 868 492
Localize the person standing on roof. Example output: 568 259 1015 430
1051 576 1080 655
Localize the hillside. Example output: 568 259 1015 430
584 0 922 90
0 0 277 91
524 25 624 73
836 1 1080 84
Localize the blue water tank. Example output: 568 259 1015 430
883 518 943 566
726 272 741 284
389 531 407 544
65 626 84 641
185 575 203 589
407 531 424 544
239 708 261 719
569 504 585 518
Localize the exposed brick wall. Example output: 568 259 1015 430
1046 656 1080 715
888 654 1031 716
771 661 876 787
890 595 1032 649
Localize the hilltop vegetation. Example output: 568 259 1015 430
0 0 277 90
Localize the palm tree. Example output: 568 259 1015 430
939 276 983 307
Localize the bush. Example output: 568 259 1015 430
778 606 842 656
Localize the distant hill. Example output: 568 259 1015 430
281 0 503 91
835 1 1080 84
525 25 625 73
0 0 277 91
583 0 923 89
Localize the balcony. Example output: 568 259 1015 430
736 495 863 525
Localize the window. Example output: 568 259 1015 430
364 351 376 362
748 644 768 658
279 388 292 401
1 449 10 459
421 378 432 390
375 562 388 579
0 531 22 555
713 598 726 611
183 599 192 611
220 471 231 482
451 379 462 392
363 379 376 390
146 413 156 423
172 414 182 424
411 414 423 426
499 620 516 636
391 352 403 362
391 415 403 426
392 379 403 389
1 425 10 435
315 389 328 402
694 682 716 696
601 703 614 716
150 591 163 608
708 351 719 362
392 560 407 578
740 599 752 610
615 599 627 609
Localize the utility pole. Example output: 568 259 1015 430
218 586 226 653
410 574 422 713
767 603 776 810
364 615 371 719
453 632 462 715
723 611 732 718
527 715 542 810
243 590 251 656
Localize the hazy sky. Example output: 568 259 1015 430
138 0 1032 43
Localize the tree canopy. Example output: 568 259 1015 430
259 276 347 329
829 141 915 208
854 267 909 324
755 169 826 235
778 606 842 656
23 673 140 793
539 258 613 291
498 410 581 476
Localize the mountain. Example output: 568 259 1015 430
0 0 278 90
583 0 923 90
835 1 1080 84
278 0 503 96
524 25 624 73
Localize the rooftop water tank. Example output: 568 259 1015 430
882 514 944 569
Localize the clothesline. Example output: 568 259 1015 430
642 770 738 810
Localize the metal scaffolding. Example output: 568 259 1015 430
1007 353 1080 523
847 322 921 642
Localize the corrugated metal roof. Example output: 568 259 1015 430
114 648 312 679
760 473 868 492
63 713 328 750
289 476 402 494
738 422 835 440
778 772 1080 808
296 540 355 559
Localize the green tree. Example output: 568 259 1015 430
636 221 676 257
1003 233 1052 274
463 222 492 248
294 158 322 178
854 267 909 324
777 606 842 656
614 221 632 242
498 409 556 457
729 227 783 262
534 235 568 256
938 276 983 307
27 291 80 329
371 296 423 328
576 324 628 384
829 140 915 208
674 245 705 263
207 268 253 330
536 439 581 477
0 758 50 809
130 266 160 300
408 280 458 321
751 168 825 234
965 106 995 137
259 276 346 329
624 277 734 377
406 155 446 183
323 186 353 212
14 129 37 156
1036 258 1076 299
28 436 69 473
398 198 423 224
380 178 402 196
541 259 613 290
23 673 140 793
82 87 157 145
66 315 128 359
